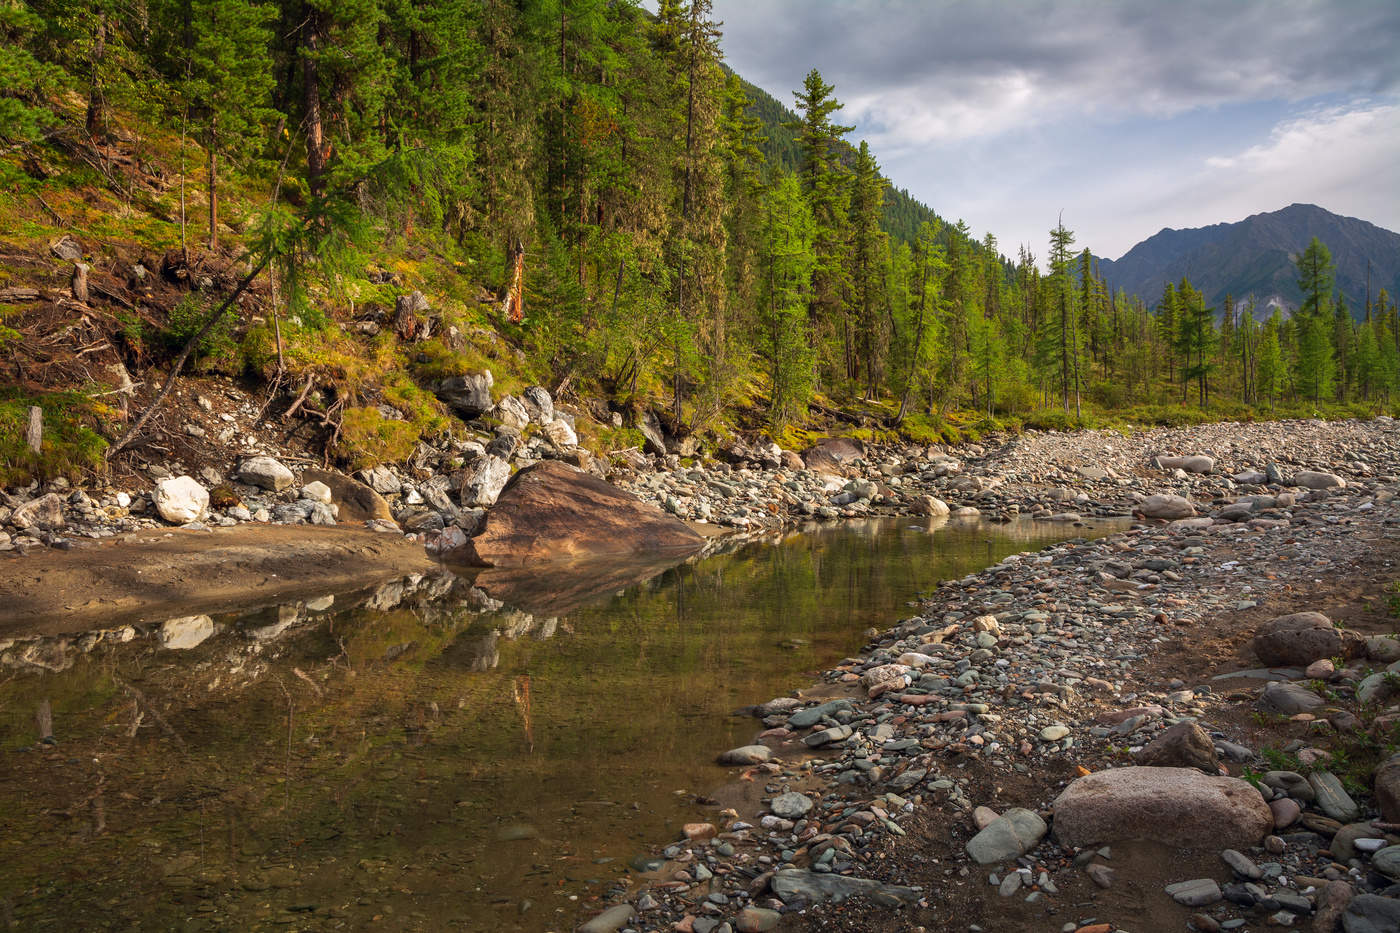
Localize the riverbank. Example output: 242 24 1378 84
576 417 1400 933
0 523 438 637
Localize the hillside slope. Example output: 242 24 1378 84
1097 203 1400 316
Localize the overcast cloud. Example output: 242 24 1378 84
711 0 1400 262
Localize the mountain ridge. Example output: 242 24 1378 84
1096 204 1400 318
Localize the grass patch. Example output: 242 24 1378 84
0 391 109 486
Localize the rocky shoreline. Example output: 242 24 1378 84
5 394 1400 933
571 415 1400 933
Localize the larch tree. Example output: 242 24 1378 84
186 0 279 249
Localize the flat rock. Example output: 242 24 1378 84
1342 893 1400 933
717 745 771 766
1293 470 1345 490
965 807 1047 864
770 792 813 819
1166 878 1221 907
770 868 920 905
1253 611 1342 667
1309 771 1360 823
1159 455 1215 474
238 456 294 492
1255 681 1325 716
1052 766 1271 849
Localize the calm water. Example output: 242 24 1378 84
0 517 1119 931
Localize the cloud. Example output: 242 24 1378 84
716 0 1400 143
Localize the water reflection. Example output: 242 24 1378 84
0 517 1123 931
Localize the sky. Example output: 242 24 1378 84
710 0 1400 263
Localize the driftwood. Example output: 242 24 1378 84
106 252 272 459
0 287 43 302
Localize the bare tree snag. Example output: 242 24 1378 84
71 263 90 302
502 242 525 323
25 406 42 454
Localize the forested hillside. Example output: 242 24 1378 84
0 0 1397 484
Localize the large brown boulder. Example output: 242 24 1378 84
302 469 394 524
803 437 864 474
449 460 705 568
1253 611 1341 667
1134 722 1219 773
1052 766 1272 849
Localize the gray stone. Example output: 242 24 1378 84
577 903 635 933
542 417 578 448
717 745 772 766
1140 494 1196 519
1342 894 1400 933
1376 753 1400 823
239 456 295 492
1221 849 1262 880
10 492 66 530
789 700 852 728
460 455 511 507
1293 471 1345 490
1372 845 1400 879
804 724 853 747
1308 772 1360 823
522 385 554 424
493 395 530 430
1256 681 1325 716
965 808 1048 864
1166 878 1222 907
1159 455 1216 474
435 371 494 418
770 792 814 819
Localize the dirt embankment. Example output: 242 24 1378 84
0 524 438 638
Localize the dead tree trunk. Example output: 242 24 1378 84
25 406 42 453
71 263 90 302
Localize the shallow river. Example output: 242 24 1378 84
0 516 1119 931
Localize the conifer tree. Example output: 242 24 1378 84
186 0 279 249
757 174 816 427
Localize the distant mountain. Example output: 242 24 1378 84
1097 204 1400 319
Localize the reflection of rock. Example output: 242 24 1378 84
159 615 215 650
442 626 501 671
15 639 74 672
451 460 704 568
246 605 301 641
469 552 691 617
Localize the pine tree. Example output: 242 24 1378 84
1257 313 1284 409
757 174 816 427
186 0 279 249
0 1 66 147
1046 218 1080 417
849 140 886 397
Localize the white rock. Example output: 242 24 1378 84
239 456 295 492
1292 470 1345 490
460 455 511 507
542 417 578 448
494 395 531 430
301 481 333 504
153 476 209 524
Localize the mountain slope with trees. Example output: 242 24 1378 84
0 1 1396 487
1098 204 1400 318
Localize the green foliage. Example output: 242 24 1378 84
0 391 108 485
165 294 242 372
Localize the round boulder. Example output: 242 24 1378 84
1140 494 1196 520
153 475 209 524
1253 611 1341 667
1052 766 1272 849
